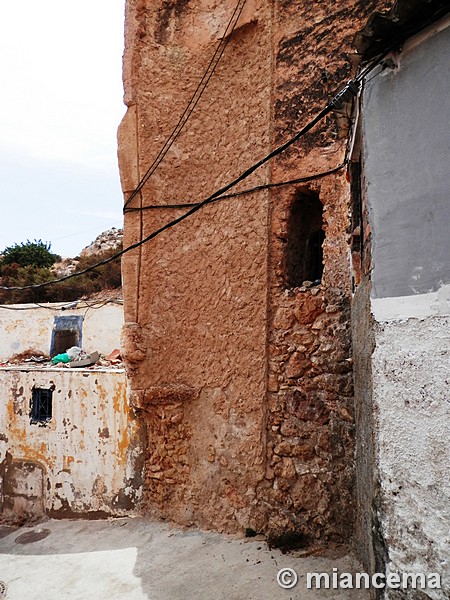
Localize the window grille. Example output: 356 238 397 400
31 388 53 423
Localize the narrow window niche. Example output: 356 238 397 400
285 190 325 288
50 315 83 357
30 386 54 424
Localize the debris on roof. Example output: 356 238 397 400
1 347 123 371
106 348 122 363
69 351 100 368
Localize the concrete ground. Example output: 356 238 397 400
0 518 369 600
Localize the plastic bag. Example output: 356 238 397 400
51 353 71 364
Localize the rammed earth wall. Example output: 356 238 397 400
119 0 390 540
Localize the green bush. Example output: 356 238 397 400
1 240 60 268
0 263 61 304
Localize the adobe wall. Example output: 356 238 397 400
120 0 272 533
119 0 390 539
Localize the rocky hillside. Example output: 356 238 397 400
53 228 123 277
80 227 124 259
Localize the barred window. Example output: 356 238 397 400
31 388 53 424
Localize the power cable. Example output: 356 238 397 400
123 162 347 212
123 0 247 210
0 299 123 310
0 54 385 293
123 54 381 216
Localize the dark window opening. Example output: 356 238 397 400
31 388 53 423
50 315 83 357
349 160 362 253
52 329 79 356
285 190 324 288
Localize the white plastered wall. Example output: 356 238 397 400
371 300 450 599
0 367 141 516
0 302 124 360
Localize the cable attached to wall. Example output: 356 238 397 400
2 61 388 293
123 163 348 212
0 299 123 311
0 48 393 294
123 0 248 210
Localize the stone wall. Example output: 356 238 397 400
259 176 355 541
119 0 391 539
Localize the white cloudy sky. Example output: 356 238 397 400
0 0 126 257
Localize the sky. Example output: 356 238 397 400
0 0 126 257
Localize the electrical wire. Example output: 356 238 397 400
123 162 348 212
0 107 334 291
122 52 386 216
0 302 78 311
82 298 123 318
0 54 386 293
361 57 398 86
123 0 247 210
0 299 123 310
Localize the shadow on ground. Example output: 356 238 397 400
0 518 368 600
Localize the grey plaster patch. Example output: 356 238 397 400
362 23 450 299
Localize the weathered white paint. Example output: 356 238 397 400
0 302 124 360
371 283 450 322
358 15 450 597
371 315 450 599
0 367 142 517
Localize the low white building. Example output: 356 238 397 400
0 301 143 520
